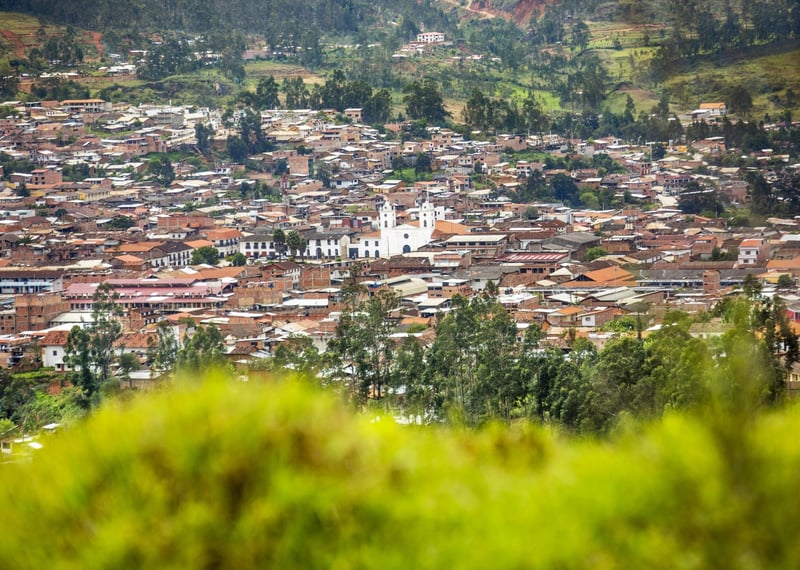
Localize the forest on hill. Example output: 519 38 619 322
0 0 456 41
1 0 799 120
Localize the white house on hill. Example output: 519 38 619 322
416 32 445 44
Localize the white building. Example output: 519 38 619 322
416 32 445 44
240 233 276 260
378 199 444 258
301 231 351 260
737 238 767 266
348 232 383 259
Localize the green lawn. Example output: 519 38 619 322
244 60 325 84
603 88 660 116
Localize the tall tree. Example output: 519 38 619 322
0 60 19 100
117 353 141 389
551 173 580 207
282 77 310 109
148 155 175 187
175 324 228 375
270 335 321 376
522 91 546 134
403 79 448 124
462 89 489 131
389 335 429 418
238 108 270 154
363 88 392 124
148 321 179 378
254 76 281 109
195 123 214 153
327 290 399 402
570 19 591 52
321 69 347 110
726 85 753 117
272 228 287 260
64 283 123 405
592 336 653 421
424 293 521 424
191 245 221 265
286 230 307 260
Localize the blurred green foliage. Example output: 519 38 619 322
1 372 800 569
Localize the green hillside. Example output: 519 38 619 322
0 0 798 120
0 0 457 41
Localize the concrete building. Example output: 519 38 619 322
416 32 445 44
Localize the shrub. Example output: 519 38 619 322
1 374 799 568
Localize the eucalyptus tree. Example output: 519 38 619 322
64 283 123 405
327 290 400 403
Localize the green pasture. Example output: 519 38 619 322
663 42 800 116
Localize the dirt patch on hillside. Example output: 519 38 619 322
88 31 104 60
438 0 501 20
470 0 556 25
439 0 552 24
0 30 27 59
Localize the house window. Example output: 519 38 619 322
52 350 57 356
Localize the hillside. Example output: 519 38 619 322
439 0 556 24
0 0 798 120
0 0 456 37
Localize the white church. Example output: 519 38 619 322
378 199 446 258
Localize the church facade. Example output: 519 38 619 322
378 199 445 258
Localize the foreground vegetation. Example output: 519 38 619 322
1 372 799 568
270 275 796 433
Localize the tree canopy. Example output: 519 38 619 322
403 79 448 124
191 245 221 265
64 283 123 407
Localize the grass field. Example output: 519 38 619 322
244 60 325 84
603 87 660 116
663 41 800 117
0 13 44 59
587 18 800 119
587 21 666 51
83 77 147 91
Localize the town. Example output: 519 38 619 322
3 1 800 566
0 93 798 392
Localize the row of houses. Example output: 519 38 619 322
0 95 798 382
